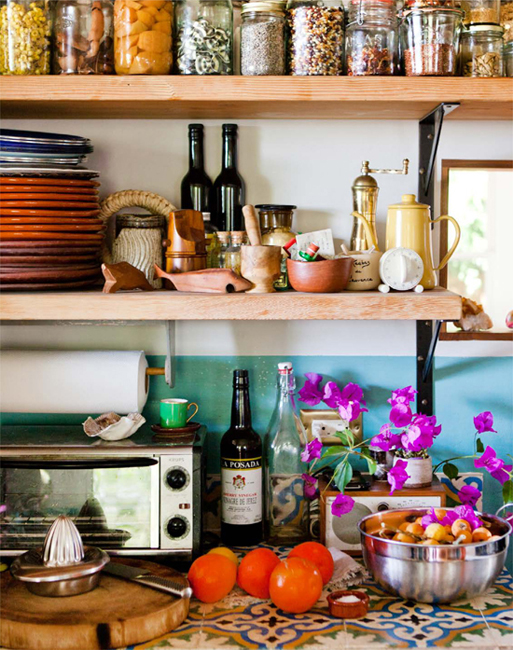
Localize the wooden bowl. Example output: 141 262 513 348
287 257 354 293
327 590 369 619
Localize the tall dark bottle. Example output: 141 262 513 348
221 369 263 546
180 124 212 214
211 124 245 231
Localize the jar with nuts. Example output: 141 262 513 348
0 1 52 75
460 24 504 76
461 0 500 25
54 0 114 75
114 0 173 74
501 0 513 42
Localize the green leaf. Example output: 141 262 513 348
476 438 484 454
443 462 459 480
503 479 513 505
334 429 355 448
321 445 346 459
333 462 353 492
366 457 378 475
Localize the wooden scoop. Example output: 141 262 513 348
242 205 262 246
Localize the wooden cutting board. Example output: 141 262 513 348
0 558 190 650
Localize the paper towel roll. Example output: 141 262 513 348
0 351 148 414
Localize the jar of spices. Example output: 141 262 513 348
501 0 513 41
241 1 286 75
462 0 500 24
114 0 173 75
460 24 503 75
401 8 463 74
346 0 398 75
217 231 230 268
224 231 246 274
505 39 513 72
287 0 345 75
175 0 233 75
0 1 52 75
54 0 114 75
257 204 296 290
404 0 454 7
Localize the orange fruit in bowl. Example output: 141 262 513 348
425 523 446 541
399 521 411 532
451 519 472 537
188 554 237 603
454 529 473 544
269 558 323 613
421 539 438 545
434 509 447 520
393 532 416 543
288 541 334 585
472 527 492 542
405 523 425 536
208 546 239 566
237 548 281 599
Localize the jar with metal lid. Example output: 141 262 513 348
501 0 513 41
460 24 503 75
346 0 398 74
401 8 463 74
0 1 52 75
257 204 296 290
175 0 233 75
461 0 500 24
114 0 173 74
505 39 513 72
404 0 454 8
233 0 242 73
241 2 286 75
287 0 345 75
54 0 114 75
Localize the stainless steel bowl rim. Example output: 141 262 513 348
11 546 109 583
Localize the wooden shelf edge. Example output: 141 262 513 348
0 288 462 322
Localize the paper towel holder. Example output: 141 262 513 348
145 321 175 390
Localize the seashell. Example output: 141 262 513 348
83 411 145 441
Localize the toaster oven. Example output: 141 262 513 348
0 425 206 558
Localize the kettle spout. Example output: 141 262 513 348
351 211 380 251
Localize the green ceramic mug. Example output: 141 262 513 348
160 398 199 429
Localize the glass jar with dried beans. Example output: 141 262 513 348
460 24 503 75
501 0 513 42
287 0 345 75
175 0 233 75
404 0 454 7
504 39 513 73
114 0 173 74
54 0 114 75
401 7 463 75
0 0 52 75
241 2 286 75
346 0 398 75
461 0 500 25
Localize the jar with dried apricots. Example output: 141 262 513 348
114 0 173 75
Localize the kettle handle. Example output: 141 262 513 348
351 211 380 252
432 215 461 272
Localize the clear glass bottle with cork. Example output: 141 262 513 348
224 231 246 275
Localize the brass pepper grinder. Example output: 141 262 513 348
350 159 409 251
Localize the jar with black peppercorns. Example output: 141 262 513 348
287 0 345 75
346 0 398 74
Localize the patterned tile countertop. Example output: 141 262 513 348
129 547 513 650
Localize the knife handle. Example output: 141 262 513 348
135 575 193 599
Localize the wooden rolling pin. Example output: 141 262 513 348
242 205 262 246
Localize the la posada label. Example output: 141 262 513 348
221 457 262 526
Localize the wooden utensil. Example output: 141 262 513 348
155 265 252 293
241 245 281 293
0 558 190 650
242 204 262 246
102 262 154 293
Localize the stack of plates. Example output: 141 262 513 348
0 168 105 291
0 129 93 167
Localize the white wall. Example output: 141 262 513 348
1 117 512 358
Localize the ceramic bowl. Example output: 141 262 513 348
287 257 354 293
327 590 369 619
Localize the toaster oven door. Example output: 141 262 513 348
0 457 160 553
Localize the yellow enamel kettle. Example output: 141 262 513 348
352 194 461 290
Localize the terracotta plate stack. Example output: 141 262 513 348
0 130 104 291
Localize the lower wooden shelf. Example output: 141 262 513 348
0 287 462 322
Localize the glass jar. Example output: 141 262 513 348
54 0 114 75
223 231 245 274
461 0 500 24
346 0 398 74
287 0 345 75
404 0 454 8
114 0 173 75
258 204 296 290
505 39 513 72
460 24 503 75
0 0 51 75
501 0 513 41
241 2 286 75
175 0 233 75
401 8 463 74
233 0 242 73
217 230 230 268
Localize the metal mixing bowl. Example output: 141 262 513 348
358 507 511 603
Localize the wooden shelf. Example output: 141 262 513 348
0 77 511 120
0 288 461 322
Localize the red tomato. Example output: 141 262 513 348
288 541 334 585
237 548 281 599
188 554 237 603
269 557 323 613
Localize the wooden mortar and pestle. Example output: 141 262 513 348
241 205 282 293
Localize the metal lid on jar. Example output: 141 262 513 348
242 1 286 14
117 214 166 229
466 23 505 34
255 204 297 211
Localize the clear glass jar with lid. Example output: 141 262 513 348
460 24 504 75
287 0 345 75
461 0 500 24
241 1 286 75
346 0 398 74
0 0 52 75
257 204 296 290
54 0 114 75
501 0 513 41
175 0 233 74
505 39 513 73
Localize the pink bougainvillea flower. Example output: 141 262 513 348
474 446 512 485
442 505 482 531
322 381 343 409
0 505 6 514
298 373 324 406
388 459 410 495
372 424 401 452
388 386 417 406
458 485 481 508
389 403 413 428
400 424 434 452
341 382 365 405
473 411 497 434
421 507 441 528
412 414 442 438
331 493 355 517
338 398 368 422
301 438 323 463
302 474 318 499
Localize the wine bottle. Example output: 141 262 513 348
211 124 245 232
180 124 212 215
221 369 263 546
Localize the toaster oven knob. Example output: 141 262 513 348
167 516 188 539
166 469 187 490
377 502 390 511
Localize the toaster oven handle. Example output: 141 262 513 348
0 458 159 470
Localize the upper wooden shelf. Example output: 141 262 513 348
0 77 511 120
0 288 461 322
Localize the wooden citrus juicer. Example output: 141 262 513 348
241 205 281 293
